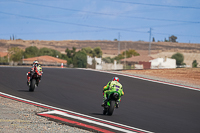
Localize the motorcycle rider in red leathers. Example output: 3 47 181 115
27 60 43 86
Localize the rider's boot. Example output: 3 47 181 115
27 74 30 86
101 102 105 107
101 98 107 107
116 100 120 108
27 81 30 86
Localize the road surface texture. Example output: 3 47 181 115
0 67 200 133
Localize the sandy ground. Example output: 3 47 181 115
123 68 200 88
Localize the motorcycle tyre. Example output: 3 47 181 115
29 79 36 92
107 100 115 116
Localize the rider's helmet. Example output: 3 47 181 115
33 60 39 70
112 77 120 82
33 60 39 66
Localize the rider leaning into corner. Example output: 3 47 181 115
27 60 43 86
102 77 124 108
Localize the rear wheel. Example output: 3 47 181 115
29 79 36 92
107 100 115 116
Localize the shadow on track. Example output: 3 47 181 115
17 90 30 92
90 113 104 116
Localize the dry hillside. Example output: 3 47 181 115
0 39 199 66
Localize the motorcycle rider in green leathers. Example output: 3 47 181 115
102 77 124 108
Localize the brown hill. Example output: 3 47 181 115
0 39 199 53
0 39 199 67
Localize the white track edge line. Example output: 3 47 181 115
39 110 137 133
0 91 153 133
79 68 200 92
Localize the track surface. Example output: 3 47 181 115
0 67 200 133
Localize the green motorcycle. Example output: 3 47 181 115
103 88 120 116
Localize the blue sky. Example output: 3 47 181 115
0 0 200 43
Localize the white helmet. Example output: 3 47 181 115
33 60 39 66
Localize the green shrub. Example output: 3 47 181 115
8 47 24 62
171 53 184 65
73 51 87 68
24 46 39 58
192 60 198 68
102 57 114 63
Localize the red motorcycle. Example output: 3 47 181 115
28 72 41 92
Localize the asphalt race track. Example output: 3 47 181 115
0 67 200 133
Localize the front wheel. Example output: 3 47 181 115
107 100 115 116
29 79 36 92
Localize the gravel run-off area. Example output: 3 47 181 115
0 96 93 133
